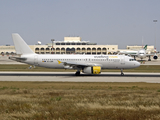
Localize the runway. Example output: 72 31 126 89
0 72 160 83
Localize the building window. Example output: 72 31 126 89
108 52 111 54
77 48 80 50
61 43 65 45
102 48 106 50
56 48 60 50
66 48 75 53
82 48 85 50
41 48 44 50
61 48 65 51
97 48 101 50
92 48 96 50
35 48 39 50
87 48 91 50
11 52 15 55
56 43 60 45
46 48 50 50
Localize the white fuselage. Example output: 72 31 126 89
120 49 147 59
21 54 140 69
119 50 138 55
137 49 146 59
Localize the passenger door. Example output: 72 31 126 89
121 56 125 64
34 55 38 65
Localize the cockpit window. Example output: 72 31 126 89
139 53 144 54
129 59 136 61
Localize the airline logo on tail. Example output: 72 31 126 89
143 45 147 50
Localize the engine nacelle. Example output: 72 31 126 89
83 66 101 74
64 66 73 69
153 55 158 60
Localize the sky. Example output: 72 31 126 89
0 0 160 50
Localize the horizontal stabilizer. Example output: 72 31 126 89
9 57 27 62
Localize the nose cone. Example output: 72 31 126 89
135 61 140 68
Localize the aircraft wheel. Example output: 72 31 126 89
121 73 124 76
75 71 80 76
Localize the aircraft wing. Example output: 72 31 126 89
57 60 101 68
146 54 155 57
131 54 154 57
130 54 138 57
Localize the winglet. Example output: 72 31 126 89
57 60 62 64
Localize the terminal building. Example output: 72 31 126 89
0 37 118 55
0 36 156 56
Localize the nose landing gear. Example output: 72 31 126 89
121 69 124 76
148 56 151 61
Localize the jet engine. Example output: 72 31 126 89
82 66 101 74
64 66 73 69
153 55 158 60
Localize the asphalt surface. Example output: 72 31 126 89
0 55 160 83
0 72 160 83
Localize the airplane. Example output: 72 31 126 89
9 33 140 76
119 45 147 55
119 45 158 61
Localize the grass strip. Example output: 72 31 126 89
0 82 160 120
0 64 160 72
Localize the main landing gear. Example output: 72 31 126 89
121 69 124 76
148 56 151 61
75 71 80 76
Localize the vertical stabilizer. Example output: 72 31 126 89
143 45 147 50
12 33 35 55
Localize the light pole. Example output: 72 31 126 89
51 39 55 54
153 20 157 50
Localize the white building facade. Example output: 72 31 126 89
0 37 118 55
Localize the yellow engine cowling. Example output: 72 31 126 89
83 66 101 74
92 66 101 74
